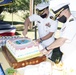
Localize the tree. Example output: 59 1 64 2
5 0 49 13
4 0 30 13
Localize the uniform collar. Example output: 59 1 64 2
67 15 74 23
47 12 54 19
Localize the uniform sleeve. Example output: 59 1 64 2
49 20 58 32
29 14 43 22
61 21 76 41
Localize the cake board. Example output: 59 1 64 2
2 46 46 69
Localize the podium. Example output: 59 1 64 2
2 46 46 69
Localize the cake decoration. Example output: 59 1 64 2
15 39 31 45
6 37 43 62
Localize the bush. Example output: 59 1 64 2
0 14 5 21
22 12 29 20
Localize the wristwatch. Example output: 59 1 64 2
45 47 49 51
40 38 43 43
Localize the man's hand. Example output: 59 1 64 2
22 29 27 37
40 48 52 56
33 40 39 45
40 49 48 55
36 39 41 43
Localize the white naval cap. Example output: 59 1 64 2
49 0 70 13
36 2 49 10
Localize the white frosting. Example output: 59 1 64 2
6 37 43 62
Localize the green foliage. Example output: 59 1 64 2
4 0 30 13
0 14 5 20
22 12 29 20
2 0 49 22
34 0 42 5
5 67 17 75
3 0 49 13
14 0 30 10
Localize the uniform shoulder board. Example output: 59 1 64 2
69 18 74 22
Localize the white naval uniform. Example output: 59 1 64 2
29 13 58 48
60 15 76 70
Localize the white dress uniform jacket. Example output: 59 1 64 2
60 15 76 71
29 13 58 48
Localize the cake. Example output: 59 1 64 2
2 46 46 69
6 37 43 62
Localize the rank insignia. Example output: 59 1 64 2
69 18 74 22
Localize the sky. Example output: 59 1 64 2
49 0 76 11
68 0 76 11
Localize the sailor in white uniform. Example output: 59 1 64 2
23 2 62 62
41 0 76 71
23 2 58 48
